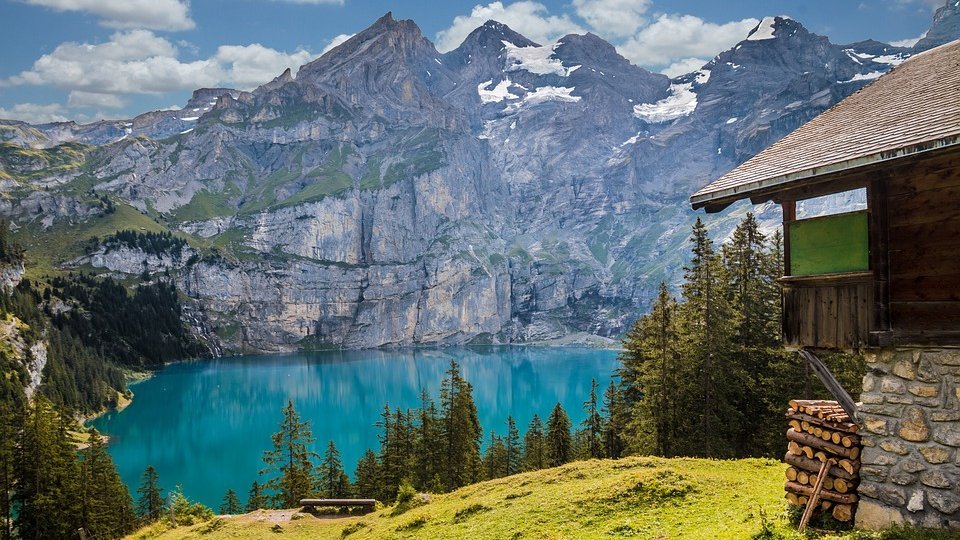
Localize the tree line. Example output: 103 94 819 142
607 214 864 459
190 361 613 513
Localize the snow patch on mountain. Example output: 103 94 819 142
478 79 519 103
508 86 581 110
503 40 578 76
633 83 697 123
747 16 790 41
839 71 884 83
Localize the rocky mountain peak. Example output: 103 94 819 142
915 0 960 50
745 15 804 41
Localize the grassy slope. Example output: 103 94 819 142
131 456 793 540
128 456 960 540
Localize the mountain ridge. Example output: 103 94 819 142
1 4 957 352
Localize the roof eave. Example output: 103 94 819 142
690 134 960 212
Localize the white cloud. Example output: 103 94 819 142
434 1 585 52
660 57 708 77
68 91 126 108
617 14 759 67
0 103 71 124
572 0 650 38
22 0 194 31
889 31 926 47
321 34 355 55
213 44 313 89
4 30 315 100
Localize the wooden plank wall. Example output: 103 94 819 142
783 273 873 349
886 149 960 343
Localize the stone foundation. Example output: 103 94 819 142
857 348 960 529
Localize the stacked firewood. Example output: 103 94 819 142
784 399 861 523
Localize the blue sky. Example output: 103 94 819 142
0 0 945 124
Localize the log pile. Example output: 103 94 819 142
784 399 861 523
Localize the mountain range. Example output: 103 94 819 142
1 1 958 352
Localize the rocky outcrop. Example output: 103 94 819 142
1 9 956 352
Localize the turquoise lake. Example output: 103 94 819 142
90 347 620 508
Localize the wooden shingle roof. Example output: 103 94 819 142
691 39 960 211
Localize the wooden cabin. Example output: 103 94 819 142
691 39 960 529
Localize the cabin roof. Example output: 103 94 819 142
691 39 960 212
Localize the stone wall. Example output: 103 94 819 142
856 348 960 528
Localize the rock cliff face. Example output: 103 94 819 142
0 6 956 351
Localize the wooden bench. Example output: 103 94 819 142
299 499 376 514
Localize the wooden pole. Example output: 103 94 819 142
797 350 859 423
77 528 87 540
798 458 834 532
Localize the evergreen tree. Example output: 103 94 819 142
260 400 318 508
412 389 442 490
522 414 546 471
220 489 242 515
136 465 164 522
245 481 267 511
78 431 135 537
601 380 627 459
482 432 508 480
581 379 604 458
0 406 15 540
318 440 350 498
438 361 481 490
545 403 572 467
376 405 407 501
14 397 83 539
504 416 522 476
353 449 381 499
619 282 680 456
676 218 741 457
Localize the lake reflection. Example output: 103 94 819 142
91 347 620 507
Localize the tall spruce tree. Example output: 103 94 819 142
581 379 604 458
15 397 83 539
0 406 15 540
439 361 481 490
601 380 627 459
504 416 522 476
78 431 135 537
220 489 242 515
619 282 680 456
676 218 740 457
412 389 442 490
353 449 381 499
522 414 546 471
482 432 508 480
136 465 164 522
260 400 318 508
318 440 350 498
245 481 266 511
545 403 573 467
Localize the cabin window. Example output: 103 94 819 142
787 189 869 276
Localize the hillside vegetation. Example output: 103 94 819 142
128 456 960 540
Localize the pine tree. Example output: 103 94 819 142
438 361 481 490
0 406 15 540
581 379 604 458
676 217 740 457
260 400 318 508
245 481 266 511
14 397 83 539
482 432 508 480
545 403 572 467
601 380 627 459
220 489 242 515
136 465 164 522
522 414 546 471
353 449 381 499
318 440 350 498
412 389 442 490
619 282 680 456
504 416 522 476
78 431 135 537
